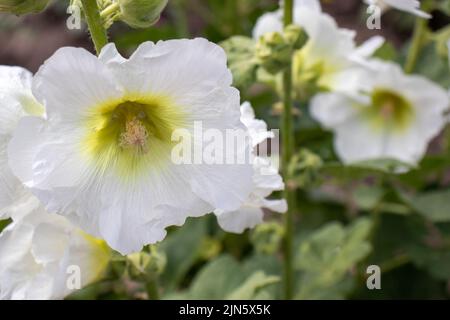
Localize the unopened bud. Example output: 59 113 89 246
255 31 292 74
250 222 284 255
118 0 168 28
284 25 308 50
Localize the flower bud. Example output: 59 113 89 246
255 31 292 74
118 0 168 28
127 247 167 278
250 222 284 255
0 0 50 15
284 25 308 50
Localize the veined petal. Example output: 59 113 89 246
0 196 110 300
0 66 43 219
9 40 254 254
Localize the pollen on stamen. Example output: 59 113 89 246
119 117 149 153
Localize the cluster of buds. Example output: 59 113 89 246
250 222 284 255
255 25 308 75
127 245 167 279
96 0 168 29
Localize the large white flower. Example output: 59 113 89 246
214 103 287 233
0 196 110 300
253 0 384 94
364 0 431 19
0 66 44 219
311 61 450 164
7 39 254 254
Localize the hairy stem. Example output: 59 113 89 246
404 1 432 73
81 0 109 55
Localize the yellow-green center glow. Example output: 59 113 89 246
292 46 343 94
82 95 187 180
363 88 414 133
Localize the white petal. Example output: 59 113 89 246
0 197 110 300
32 47 123 122
216 207 264 233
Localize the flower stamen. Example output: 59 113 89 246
119 117 149 153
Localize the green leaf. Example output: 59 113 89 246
320 158 412 182
352 185 386 211
414 43 450 87
165 254 281 300
159 218 208 289
436 0 450 16
401 189 450 222
225 271 279 300
221 36 259 88
295 218 373 299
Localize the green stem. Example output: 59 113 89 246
404 1 432 73
145 274 160 300
281 0 295 301
380 254 411 274
81 0 109 55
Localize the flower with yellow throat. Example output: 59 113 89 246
8 39 254 254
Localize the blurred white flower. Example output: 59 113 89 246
311 61 450 164
214 103 287 233
0 66 44 219
7 39 254 255
364 0 431 19
0 196 110 300
253 0 384 94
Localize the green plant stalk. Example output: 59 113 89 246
404 0 432 73
404 18 427 73
145 274 160 300
281 0 296 300
81 0 109 55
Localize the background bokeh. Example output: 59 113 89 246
2 0 450 300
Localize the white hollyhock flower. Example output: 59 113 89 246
253 0 384 94
7 39 254 254
0 196 110 300
364 0 431 19
311 61 450 164
214 103 287 233
0 66 44 219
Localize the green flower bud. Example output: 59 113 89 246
198 237 222 260
250 222 284 255
0 0 50 15
288 149 323 188
118 0 168 28
283 25 308 50
127 246 167 278
255 31 292 75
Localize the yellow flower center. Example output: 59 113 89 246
82 95 186 180
364 88 414 133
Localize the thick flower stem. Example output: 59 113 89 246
81 0 109 55
281 0 296 300
145 274 160 300
404 1 432 74
404 18 427 73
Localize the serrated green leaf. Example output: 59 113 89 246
159 218 208 289
295 218 373 299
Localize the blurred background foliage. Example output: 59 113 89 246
1 0 450 300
